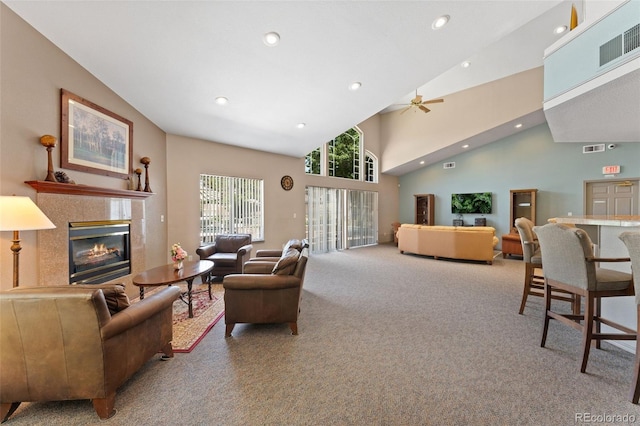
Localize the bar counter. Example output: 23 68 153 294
552 215 640 227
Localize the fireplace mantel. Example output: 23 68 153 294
26 180 152 199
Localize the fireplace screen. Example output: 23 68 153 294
69 221 131 284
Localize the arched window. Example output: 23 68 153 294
328 127 361 179
305 147 321 175
365 150 377 183
305 126 377 182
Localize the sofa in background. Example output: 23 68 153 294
0 284 180 422
223 245 308 336
196 234 253 281
397 224 499 264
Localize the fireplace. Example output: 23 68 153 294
68 220 131 284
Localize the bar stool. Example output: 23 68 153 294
533 223 634 373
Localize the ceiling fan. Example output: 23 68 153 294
398 90 444 114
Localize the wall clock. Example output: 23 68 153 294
281 175 294 191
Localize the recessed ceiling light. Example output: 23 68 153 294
296 123 306 129
263 31 280 46
462 144 469 149
215 97 228 105
461 61 470 68
419 160 425 165
515 123 523 128
349 82 362 91
432 15 450 30
554 25 567 35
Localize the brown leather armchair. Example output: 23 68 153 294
247 238 308 264
0 284 180 422
196 234 253 282
223 249 308 337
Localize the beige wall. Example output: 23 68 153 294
166 113 399 256
1 5 400 291
379 68 543 173
0 5 168 290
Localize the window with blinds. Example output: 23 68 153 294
199 174 264 243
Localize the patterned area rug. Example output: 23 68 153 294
166 282 225 353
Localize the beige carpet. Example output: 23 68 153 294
7 245 640 425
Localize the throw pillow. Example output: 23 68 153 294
272 248 299 275
283 239 303 252
98 284 130 315
70 283 130 315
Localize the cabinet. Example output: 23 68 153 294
502 189 537 258
509 189 537 231
414 194 434 225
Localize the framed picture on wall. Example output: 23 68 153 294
60 89 133 179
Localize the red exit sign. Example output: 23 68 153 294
603 165 620 174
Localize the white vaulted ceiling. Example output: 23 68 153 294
3 0 579 173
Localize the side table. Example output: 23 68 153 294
501 233 523 258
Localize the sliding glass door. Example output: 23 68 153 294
306 186 378 253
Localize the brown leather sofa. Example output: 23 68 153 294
196 234 253 281
0 284 180 422
223 247 308 337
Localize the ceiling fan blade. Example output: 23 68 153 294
418 105 431 113
399 106 412 115
413 95 423 103
421 98 444 105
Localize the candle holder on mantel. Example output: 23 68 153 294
134 168 143 191
140 157 152 193
40 135 57 182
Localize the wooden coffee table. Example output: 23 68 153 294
132 260 214 318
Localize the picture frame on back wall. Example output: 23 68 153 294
60 89 133 179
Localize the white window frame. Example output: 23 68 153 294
199 174 264 243
305 126 377 183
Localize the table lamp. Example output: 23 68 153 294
0 196 56 287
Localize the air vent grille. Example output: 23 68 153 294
624 23 640 54
443 162 455 169
600 34 623 66
583 144 605 154
600 22 640 67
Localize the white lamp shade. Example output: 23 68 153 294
0 196 56 231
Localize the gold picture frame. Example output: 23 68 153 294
60 89 132 179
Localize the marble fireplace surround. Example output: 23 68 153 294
36 193 146 293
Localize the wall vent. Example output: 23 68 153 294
624 23 640 54
582 144 605 154
443 162 455 169
600 34 623 66
600 23 640 66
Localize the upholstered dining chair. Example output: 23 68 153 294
619 231 640 403
515 217 577 314
533 223 634 373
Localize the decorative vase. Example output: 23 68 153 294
173 260 184 270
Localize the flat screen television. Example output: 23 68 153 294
451 192 492 214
